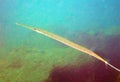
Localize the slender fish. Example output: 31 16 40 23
16 22 120 72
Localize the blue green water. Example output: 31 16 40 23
0 0 120 48
0 0 120 82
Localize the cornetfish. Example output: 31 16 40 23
16 22 120 72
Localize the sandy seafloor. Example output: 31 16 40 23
0 46 92 82
0 26 120 82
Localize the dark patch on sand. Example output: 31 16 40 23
7 59 23 69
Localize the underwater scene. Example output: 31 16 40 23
0 0 120 82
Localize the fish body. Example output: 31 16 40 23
16 22 120 72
